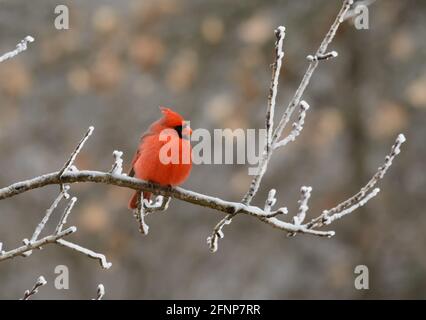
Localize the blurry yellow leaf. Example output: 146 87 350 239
312 108 344 148
201 16 225 45
166 49 198 93
206 93 236 125
78 202 109 233
129 35 165 70
67 67 90 94
41 31 79 65
405 75 426 109
238 12 273 45
90 51 123 91
0 60 32 97
93 6 119 34
369 101 408 139
389 30 414 61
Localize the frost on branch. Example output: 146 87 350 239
306 134 406 229
94 284 106 300
274 100 310 149
0 35 34 63
0 127 112 269
294 186 312 226
22 276 47 300
306 50 338 61
110 150 124 175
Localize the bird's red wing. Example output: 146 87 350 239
128 131 154 177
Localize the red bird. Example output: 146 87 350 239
128 107 192 209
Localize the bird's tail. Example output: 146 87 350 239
128 191 152 210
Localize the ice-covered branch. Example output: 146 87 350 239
294 186 312 226
0 227 76 262
22 276 47 300
134 192 149 235
94 284 105 300
306 51 338 62
209 0 354 250
0 128 405 256
30 187 69 243
274 100 310 149
0 128 112 268
58 126 94 191
266 26 286 152
0 36 34 63
55 197 78 234
56 239 112 269
110 150 124 175
306 134 406 229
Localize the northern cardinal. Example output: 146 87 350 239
128 107 192 209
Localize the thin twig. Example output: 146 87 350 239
56 239 112 269
94 284 105 300
133 192 149 235
306 134 406 229
294 186 312 226
110 150 124 175
0 36 34 63
0 227 76 262
22 276 47 300
266 26 286 153
58 126 94 192
30 187 69 243
55 197 77 234
274 100 310 149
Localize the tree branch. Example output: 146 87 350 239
208 0 354 250
0 227 76 262
0 35 34 63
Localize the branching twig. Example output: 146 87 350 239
208 0 354 251
30 187 70 243
0 132 405 256
273 100 310 149
0 227 76 262
58 126 94 192
0 128 112 268
294 186 312 226
55 197 77 234
134 192 149 235
22 276 47 300
306 134 406 229
266 26 286 153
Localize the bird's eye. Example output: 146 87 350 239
174 125 183 138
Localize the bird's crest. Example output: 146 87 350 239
159 106 185 127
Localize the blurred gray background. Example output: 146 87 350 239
0 0 425 299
